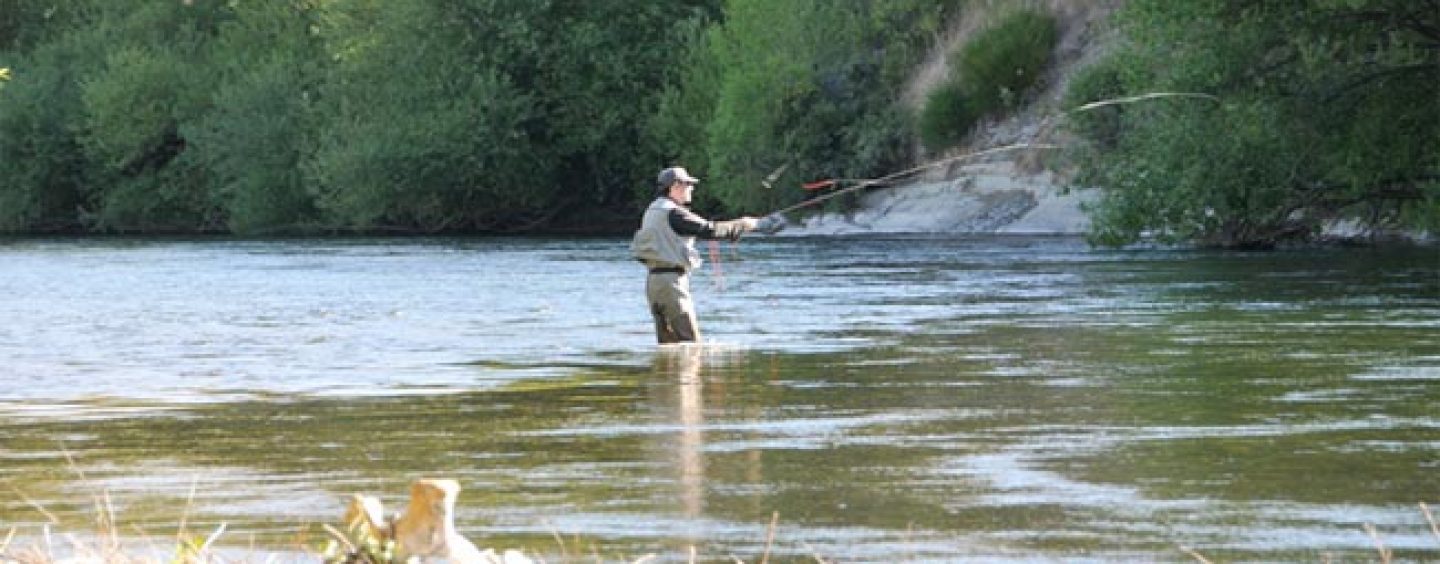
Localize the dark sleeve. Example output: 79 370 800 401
668 207 749 241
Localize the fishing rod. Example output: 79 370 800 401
718 91 1221 286
764 142 1061 218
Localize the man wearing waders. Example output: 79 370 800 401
631 166 765 344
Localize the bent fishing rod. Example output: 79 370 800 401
763 142 1059 217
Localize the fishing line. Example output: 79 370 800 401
709 91 1221 289
708 240 725 291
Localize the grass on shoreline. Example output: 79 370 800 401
4 482 1440 563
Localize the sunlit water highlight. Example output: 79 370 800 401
1 236 1437 561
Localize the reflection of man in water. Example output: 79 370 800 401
658 346 707 519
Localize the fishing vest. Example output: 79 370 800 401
631 197 701 272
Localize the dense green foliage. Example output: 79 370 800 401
0 0 1056 233
187 1 325 233
955 10 1056 120
1067 0 1440 248
0 0 720 233
4 0 1434 243
919 8 1057 151
919 80 975 150
310 0 720 232
655 0 961 214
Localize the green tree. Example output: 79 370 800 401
0 1 110 232
658 0 956 215
1068 0 1439 247
2 0 721 234
311 0 718 232
0 44 92 232
79 43 216 230
308 0 543 231
82 3 233 231
185 0 325 234
0 0 95 52
649 16 723 205
529 0 720 215
9 0 234 232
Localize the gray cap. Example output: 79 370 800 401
656 166 700 191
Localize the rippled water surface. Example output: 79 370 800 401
1 236 1437 561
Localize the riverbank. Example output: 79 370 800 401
775 0 1113 238
771 0 1105 239
779 161 1095 236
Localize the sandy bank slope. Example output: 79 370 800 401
781 162 1096 236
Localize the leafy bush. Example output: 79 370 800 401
184 1 325 234
80 47 187 172
3 0 235 232
78 43 218 230
308 1 543 231
1083 99 1306 247
1060 54 1131 151
649 17 722 206
309 0 719 232
918 80 976 150
1072 0 1439 247
956 9 1058 117
0 0 94 52
0 47 91 232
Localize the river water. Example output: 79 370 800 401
1 236 1437 562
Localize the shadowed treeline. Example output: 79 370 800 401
0 0 953 235
1 0 1434 246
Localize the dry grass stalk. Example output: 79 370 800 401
177 476 200 544
2 477 225 564
197 524 227 557
96 488 119 554
1179 545 1213 563
548 526 570 562
759 511 779 564
321 523 357 554
1423 502 1440 546
902 521 916 563
800 541 831 563
10 485 60 525
1363 523 1393 564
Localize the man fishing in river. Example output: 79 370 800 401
631 166 780 344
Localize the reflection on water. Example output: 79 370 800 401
1 236 1438 561
663 346 707 522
